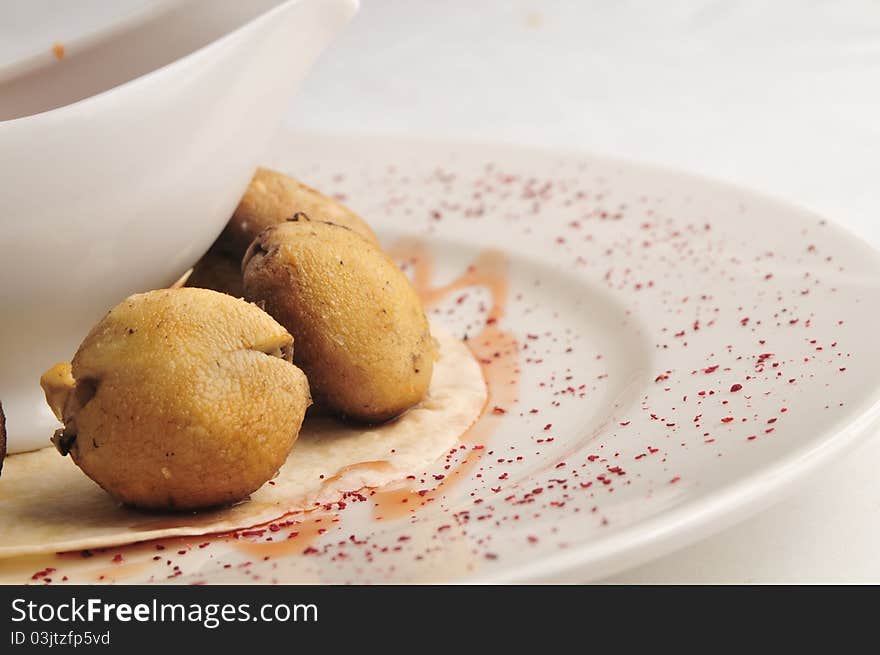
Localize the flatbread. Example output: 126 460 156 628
0 326 485 557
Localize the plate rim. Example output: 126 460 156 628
282 131 880 583
282 130 880 583
285 129 880 267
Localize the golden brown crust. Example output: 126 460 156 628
185 244 243 298
218 167 379 259
41 362 74 423
40 288 311 511
243 220 434 423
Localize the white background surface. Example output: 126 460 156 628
3 0 880 582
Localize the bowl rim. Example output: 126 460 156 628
0 0 358 127
0 0 178 85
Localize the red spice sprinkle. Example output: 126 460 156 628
492 406 507 415
730 383 743 392
31 567 56 580
619 421 630 426
112 554 123 563
669 477 681 484
543 423 552 431
721 417 734 423
703 365 719 374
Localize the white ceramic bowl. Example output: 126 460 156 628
0 0 358 453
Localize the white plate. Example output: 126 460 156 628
5 132 880 584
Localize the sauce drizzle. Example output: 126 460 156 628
372 239 520 519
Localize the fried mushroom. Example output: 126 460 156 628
243 219 434 423
218 167 379 259
40 288 311 511
185 243 244 297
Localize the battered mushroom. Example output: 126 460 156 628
185 243 243 297
217 167 379 259
40 288 311 511
243 219 435 423
187 168 379 299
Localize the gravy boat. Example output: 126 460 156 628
0 0 358 453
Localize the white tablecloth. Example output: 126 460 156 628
4 0 880 582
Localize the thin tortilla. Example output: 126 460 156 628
0 326 485 558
